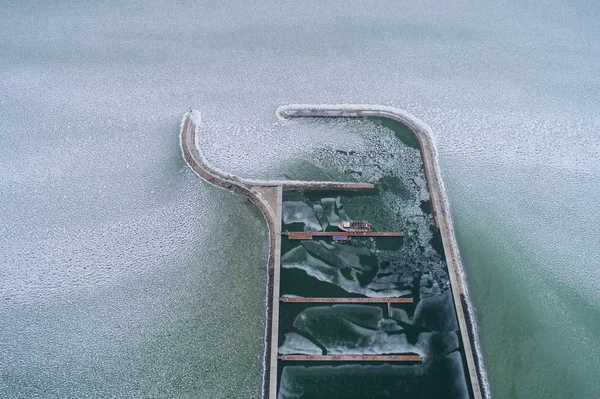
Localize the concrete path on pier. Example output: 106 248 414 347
276 104 485 399
181 105 486 399
282 231 404 240
278 355 422 362
280 297 414 304
179 111 375 399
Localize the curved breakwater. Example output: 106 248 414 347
180 105 488 399
180 112 276 399
180 110 375 399
277 104 489 398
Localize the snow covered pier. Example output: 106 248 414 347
277 104 485 399
278 355 422 362
180 105 486 399
280 297 413 304
179 110 376 399
282 230 404 240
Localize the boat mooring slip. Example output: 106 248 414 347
280 297 414 304
278 355 422 362
282 231 404 240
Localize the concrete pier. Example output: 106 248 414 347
276 104 486 399
268 185 282 399
278 355 422 362
282 231 404 240
179 111 375 399
280 297 414 304
180 105 486 399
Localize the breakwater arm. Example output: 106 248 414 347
180 106 488 399
179 110 376 399
277 104 488 399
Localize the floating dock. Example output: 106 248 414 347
278 355 422 362
280 297 413 318
280 297 413 304
282 231 404 240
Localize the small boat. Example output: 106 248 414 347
338 221 372 232
332 235 350 241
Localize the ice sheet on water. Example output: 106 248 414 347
282 201 322 231
278 332 322 355
301 240 364 271
335 197 343 209
9 0 600 396
293 306 422 356
307 118 450 284
330 304 383 329
413 290 458 332
321 197 341 225
281 246 408 297
331 242 371 256
415 332 460 359
390 308 412 325
364 281 392 290
420 274 442 298
380 318 404 333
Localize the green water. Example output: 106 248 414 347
370 118 421 150
279 360 468 399
449 164 600 398
3 1 599 398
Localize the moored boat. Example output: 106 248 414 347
338 221 373 232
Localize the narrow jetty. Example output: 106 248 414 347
280 297 413 304
179 111 375 399
180 105 487 399
282 231 404 240
277 104 486 398
278 355 422 362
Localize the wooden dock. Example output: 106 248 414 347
277 355 422 362
280 297 413 304
282 231 404 240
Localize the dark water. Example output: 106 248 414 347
276 119 472 398
279 359 468 399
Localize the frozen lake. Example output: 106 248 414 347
1 0 599 398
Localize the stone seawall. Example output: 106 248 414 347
179 111 376 399
180 113 276 399
276 104 488 399
180 106 488 399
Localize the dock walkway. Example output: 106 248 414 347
180 105 486 399
278 355 421 362
280 297 413 304
179 111 375 399
282 231 403 240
